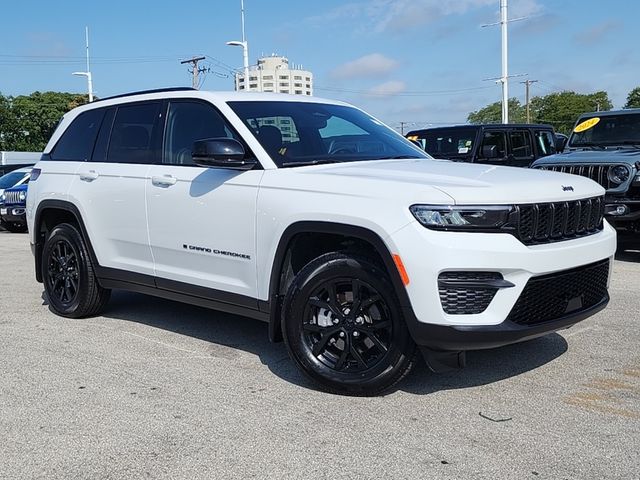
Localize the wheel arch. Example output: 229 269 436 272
33 200 97 283
267 221 411 343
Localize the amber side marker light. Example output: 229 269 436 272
392 254 410 286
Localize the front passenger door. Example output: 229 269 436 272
146 100 263 300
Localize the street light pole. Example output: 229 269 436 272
72 26 94 102
226 0 249 91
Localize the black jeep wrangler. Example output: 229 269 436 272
532 109 640 241
406 124 564 167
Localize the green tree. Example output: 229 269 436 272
0 91 89 151
467 98 526 124
528 91 613 135
624 87 640 109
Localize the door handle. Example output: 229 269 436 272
79 170 99 181
151 175 177 187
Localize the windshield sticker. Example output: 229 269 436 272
458 147 469 153
574 117 600 133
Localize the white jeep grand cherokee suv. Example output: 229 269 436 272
26 88 616 395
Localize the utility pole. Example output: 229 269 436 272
500 0 508 124
72 26 94 102
400 122 407 135
482 0 529 124
181 56 207 89
520 79 538 123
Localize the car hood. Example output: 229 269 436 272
291 159 604 204
533 148 640 166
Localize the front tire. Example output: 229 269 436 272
42 223 111 318
282 252 416 395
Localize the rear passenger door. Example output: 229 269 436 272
66 101 162 277
146 100 262 300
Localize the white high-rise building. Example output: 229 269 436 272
234 54 313 96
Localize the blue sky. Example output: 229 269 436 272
1 0 638 130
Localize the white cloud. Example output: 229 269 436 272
331 53 399 80
367 80 407 96
313 0 544 33
574 21 621 46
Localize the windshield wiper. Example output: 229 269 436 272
280 159 343 167
619 140 640 149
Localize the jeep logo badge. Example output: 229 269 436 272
562 185 574 192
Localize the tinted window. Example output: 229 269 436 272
481 131 506 158
407 128 477 158
228 101 427 167
534 130 557 156
163 102 236 165
509 131 533 158
90 108 115 162
0 171 27 189
51 109 105 161
107 103 161 164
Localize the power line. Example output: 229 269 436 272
314 85 496 97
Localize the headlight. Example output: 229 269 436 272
410 205 514 230
607 165 630 185
0 193 5 203
19 191 26 202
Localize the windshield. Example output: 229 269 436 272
227 101 429 167
0 171 27 189
407 127 477 158
569 113 640 148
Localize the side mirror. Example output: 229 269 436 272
192 138 257 170
481 145 499 159
555 136 567 152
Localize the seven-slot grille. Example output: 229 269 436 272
536 164 617 190
3 190 24 205
515 196 604 245
507 259 609 326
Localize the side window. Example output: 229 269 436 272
481 131 506 158
163 102 236 165
91 108 115 162
107 102 161 164
534 130 557 156
51 109 105 161
509 130 533 158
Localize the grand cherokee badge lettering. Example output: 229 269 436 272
562 185 574 192
182 244 251 260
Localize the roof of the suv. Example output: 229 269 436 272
576 108 640 118
73 89 350 113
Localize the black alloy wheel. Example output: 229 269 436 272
42 223 111 318
302 278 393 373
282 252 416 396
46 239 80 306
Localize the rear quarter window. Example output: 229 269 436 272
50 109 105 161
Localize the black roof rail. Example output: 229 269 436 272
92 87 197 103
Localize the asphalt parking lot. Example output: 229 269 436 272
0 231 638 479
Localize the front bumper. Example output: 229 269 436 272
403 296 608 351
0 205 27 224
388 220 616 350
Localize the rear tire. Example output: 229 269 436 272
42 223 111 318
282 252 416 396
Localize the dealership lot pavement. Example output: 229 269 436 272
0 231 638 479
